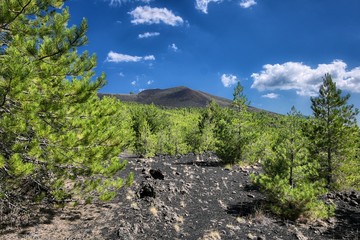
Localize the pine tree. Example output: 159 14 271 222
310 73 359 188
215 82 255 164
0 0 132 213
232 81 250 111
253 108 332 220
188 99 218 155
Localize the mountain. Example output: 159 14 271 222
98 86 265 112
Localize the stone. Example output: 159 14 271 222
149 169 165 180
349 200 358 207
350 191 358 199
247 233 257 239
139 183 156 198
327 192 335 199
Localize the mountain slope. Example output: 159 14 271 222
99 86 268 113
99 86 232 108
98 86 277 114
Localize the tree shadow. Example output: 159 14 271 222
322 206 360 239
226 199 265 217
244 183 260 192
0 205 56 235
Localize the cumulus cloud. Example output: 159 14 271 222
129 6 184 26
147 80 154 85
251 60 360 96
138 32 160 39
262 93 279 99
195 0 222 14
106 51 155 63
239 0 257 8
169 43 178 52
221 74 238 88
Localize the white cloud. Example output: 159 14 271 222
106 51 155 63
262 93 279 99
239 0 257 8
221 74 238 88
147 80 154 85
143 55 155 61
138 32 160 39
251 60 360 96
131 80 136 86
169 43 178 52
195 0 222 14
129 6 184 26
119 72 125 77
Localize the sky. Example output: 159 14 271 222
65 0 360 117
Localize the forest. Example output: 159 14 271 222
0 0 359 230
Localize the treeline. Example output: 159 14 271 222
121 85 273 164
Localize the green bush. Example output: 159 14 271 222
254 175 333 220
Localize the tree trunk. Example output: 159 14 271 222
289 151 294 188
327 147 332 188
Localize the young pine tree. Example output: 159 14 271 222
216 82 255 164
253 108 332 220
194 99 219 154
310 73 359 189
232 81 250 109
0 0 132 213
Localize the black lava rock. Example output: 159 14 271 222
149 169 165 180
139 183 156 198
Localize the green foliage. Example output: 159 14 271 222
242 113 279 164
156 110 196 155
129 104 165 157
253 107 333 220
310 74 359 189
215 84 257 164
334 126 360 190
254 175 332 220
192 100 219 154
232 81 250 107
0 0 131 211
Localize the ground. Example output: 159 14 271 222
1 153 359 240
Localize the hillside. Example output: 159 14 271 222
98 86 264 112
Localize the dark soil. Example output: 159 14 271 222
1 153 359 240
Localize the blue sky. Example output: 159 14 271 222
66 0 360 116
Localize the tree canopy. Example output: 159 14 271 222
0 0 132 214
310 73 359 188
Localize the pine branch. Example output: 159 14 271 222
1 0 33 31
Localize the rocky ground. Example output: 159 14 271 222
1 153 359 240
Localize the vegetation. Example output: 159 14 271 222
309 74 359 189
1 0 359 224
253 107 332 220
0 0 132 215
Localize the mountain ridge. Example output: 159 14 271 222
98 86 268 113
